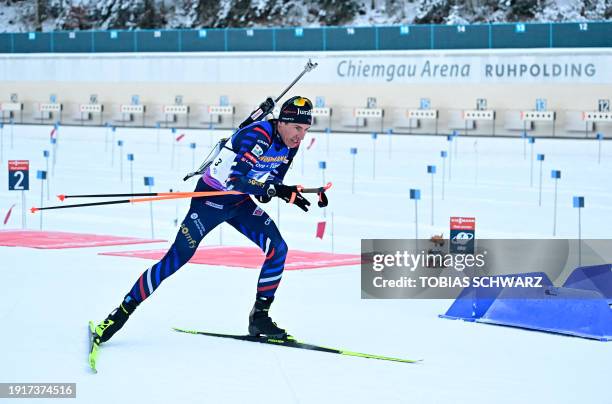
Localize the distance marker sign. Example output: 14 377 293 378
8 160 29 191
450 216 475 254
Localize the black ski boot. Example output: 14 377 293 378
248 296 288 338
94 298 138 344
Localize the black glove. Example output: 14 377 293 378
317 191 329 208
267 184 311 212
255 194 272 204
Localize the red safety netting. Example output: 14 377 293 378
99 246 360 270
0 230 165 249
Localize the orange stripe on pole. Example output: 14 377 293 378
128 191 242 204
31 191 245 213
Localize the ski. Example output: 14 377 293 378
173 328 421 364
88 321 100 373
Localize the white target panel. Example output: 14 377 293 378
311 107 331 117
521 111 555 121
463 110 495 120
0 102 22 111
80 104 103 113
408 109 438 120
39 103 62 112
354 108 383 118
582 112 612 122
164 105 189 115
121 105 145 114
208 105 234 115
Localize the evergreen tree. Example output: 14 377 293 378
1 0 611 31
414 0 451 24
507 0 539 21
315 0 361 26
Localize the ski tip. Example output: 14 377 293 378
340 349 422 364
89 356 98 373
88 321 99 373
395 358 423 364
172 327 198 335
30 206 39 214
57 194 66 202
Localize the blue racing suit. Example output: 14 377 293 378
124 120 298 306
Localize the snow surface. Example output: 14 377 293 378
0 123 611 403
0 1 27 32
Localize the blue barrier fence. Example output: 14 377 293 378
0 22 610 53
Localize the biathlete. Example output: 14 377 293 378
93 96 327 343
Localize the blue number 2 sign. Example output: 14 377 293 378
8 160 30 191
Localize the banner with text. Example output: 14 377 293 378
361 239 612 299
1 51 611 84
